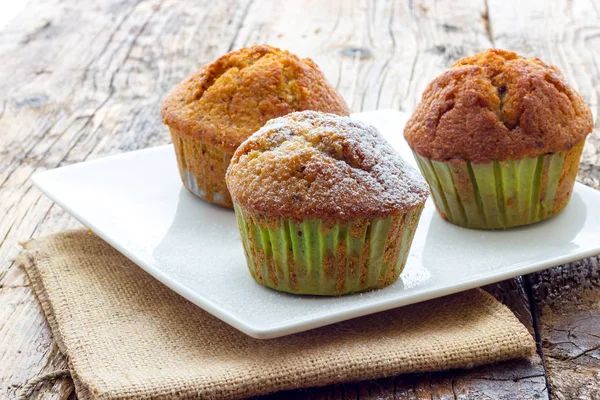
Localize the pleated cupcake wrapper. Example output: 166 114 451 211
413 144 582 229
170 127 233 207
233 204 424 295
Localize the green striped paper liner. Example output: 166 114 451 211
233 205 424 295
413 151 571 229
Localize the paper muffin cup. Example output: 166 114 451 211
170 128 233 207
233 204 424 295
413 142 584 229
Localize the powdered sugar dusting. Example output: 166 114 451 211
226 111 429 219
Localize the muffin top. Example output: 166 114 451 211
161 45 350 153
226 111 429 221
404 49 593 163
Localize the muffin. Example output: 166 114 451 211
404 49 593 229
161 45 350 207
226 111 429 295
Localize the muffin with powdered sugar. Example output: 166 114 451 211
226 111 429 295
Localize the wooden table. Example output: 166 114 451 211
1 0 599 398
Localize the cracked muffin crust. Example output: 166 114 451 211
404 49 593 229
404 48 593 163
161 44 350 207
226 111 429 221
226 111 429 295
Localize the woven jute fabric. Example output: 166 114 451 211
19 229 535 399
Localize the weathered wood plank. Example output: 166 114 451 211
1 0 255 398
3 0 599 398
0 286 73 400
531 257 600 399
0 0 255 284
488 0 600 397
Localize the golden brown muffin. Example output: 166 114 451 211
404 48 593 163
161 45 350 207
404 49 593 229
226 111 429 295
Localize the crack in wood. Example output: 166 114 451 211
0 113 74 192
474 373 545 382
567 344 600 361
374 0 396 110
376 59 391 110
55 3 159 170
19 20 52 45
0 100 6 123
524 274 552 397
227 0 255 52
0 219 16 250
404 2 421 103
550 341 600 361
80 0 145 86
482 0 495 47
28 201 54 239
0 284 30 290
330 0 343 38
451 376 458 399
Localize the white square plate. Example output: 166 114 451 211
33 110 600 339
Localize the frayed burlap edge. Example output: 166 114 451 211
19 237 98 400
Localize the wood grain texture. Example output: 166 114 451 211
488 0 600 397
0 287 73 400
1 0 255 398
0 0 598 398
531 258 600 399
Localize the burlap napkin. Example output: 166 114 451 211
18 229 535 399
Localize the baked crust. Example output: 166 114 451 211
226 111 429 221
404 49 593 163
161 45 350 154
